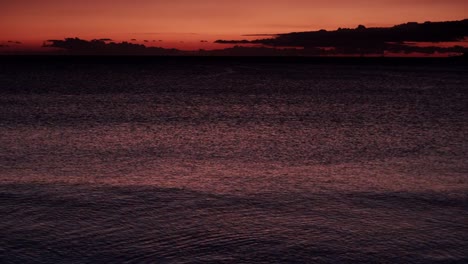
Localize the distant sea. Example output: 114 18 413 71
1 57 467 263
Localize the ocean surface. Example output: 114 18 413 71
1 58 467 263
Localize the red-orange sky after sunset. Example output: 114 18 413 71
1 0 467 51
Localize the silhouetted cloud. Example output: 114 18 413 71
215 40 251 44
37 20 468 56
203 46 308 56
43 38 182 55
385 43 467 55
7 41 22 44
216 19 468 55
41 37 301 56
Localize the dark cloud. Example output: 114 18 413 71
205 46 308 56
38 19 468 58
215 39 251 44
98 38 113 42
43 38 182 55
385 43 467 55
42 37 302 56
7 41 22 44
216 19 468 55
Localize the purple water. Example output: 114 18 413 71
1 61 467 263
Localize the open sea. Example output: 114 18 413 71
0 58 467 263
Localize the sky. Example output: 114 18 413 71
0 0 467 51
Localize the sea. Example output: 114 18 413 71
0 57 467 263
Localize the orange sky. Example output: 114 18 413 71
1 0 467 50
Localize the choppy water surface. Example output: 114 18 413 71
1 61 467 263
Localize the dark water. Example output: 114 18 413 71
1 60 467 263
